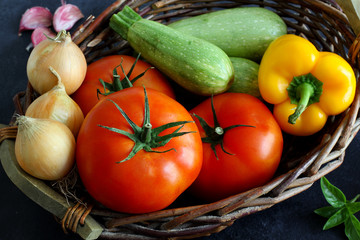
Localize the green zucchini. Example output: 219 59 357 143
227 57 260 98
109 6 234 96
169 7 287 62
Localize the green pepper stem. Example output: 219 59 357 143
286 73 323 124
288 83 314 124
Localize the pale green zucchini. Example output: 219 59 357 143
227 57 260 98
169 7 287 62
109 6 234 96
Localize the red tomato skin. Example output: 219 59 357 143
71 55 175 116
76 87 202 213
189 93 283 202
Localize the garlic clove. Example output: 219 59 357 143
31 27 56 47
53 2 84 32
19 6 52 36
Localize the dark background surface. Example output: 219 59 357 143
0 0 359 239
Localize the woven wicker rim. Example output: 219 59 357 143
5 0 360 239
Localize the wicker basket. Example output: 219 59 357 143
1 0 360 239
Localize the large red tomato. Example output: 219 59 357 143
76 87 202 213
189 93 283 202
71 55 175 116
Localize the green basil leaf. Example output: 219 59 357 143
347 202 360 215
345 214 360 240
323 207 349 230
314 206 341 218
321 177 347 208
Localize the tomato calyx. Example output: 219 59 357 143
98 87 195 163
193 96 255 159
97 53 153 98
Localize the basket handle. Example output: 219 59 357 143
336 0 360 35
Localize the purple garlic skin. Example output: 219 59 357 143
53 3 84 32
31 27 56 47
19 6 52 36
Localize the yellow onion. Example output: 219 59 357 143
25 66 84 136
26 30 87 95
15 115 76 181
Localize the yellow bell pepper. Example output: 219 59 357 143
258 34 356 136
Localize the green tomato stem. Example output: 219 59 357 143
141 123 152 143
193 95 255 159
214 126 224 136
98 87 195 163
97 53 150 97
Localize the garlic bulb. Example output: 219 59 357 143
26 30 87 95
15 116 75 181
25 67 84 136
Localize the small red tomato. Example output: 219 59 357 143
76 87 202 213
190 93 283 202
71 55 175 116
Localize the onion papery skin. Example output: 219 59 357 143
26 32 87 95
25 83 84 136
15 116 76 181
